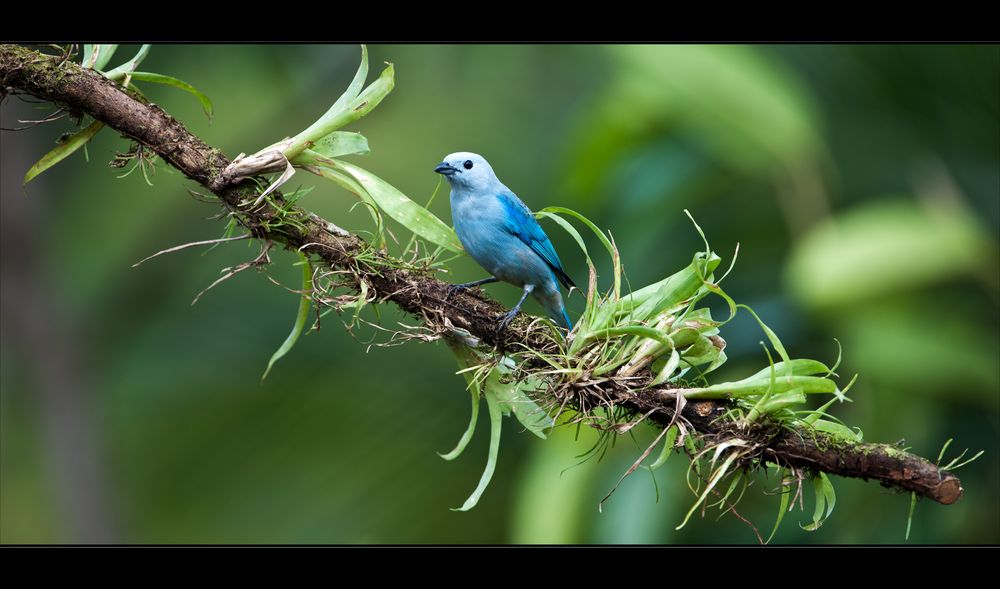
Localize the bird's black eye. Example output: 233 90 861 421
463 160 474 170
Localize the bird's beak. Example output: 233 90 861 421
434 162 458 176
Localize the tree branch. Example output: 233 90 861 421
0 43 963 506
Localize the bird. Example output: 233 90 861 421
434 152 576 333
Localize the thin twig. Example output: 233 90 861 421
191 241 271 305
132 234 252 267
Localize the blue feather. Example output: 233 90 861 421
497 192 577 291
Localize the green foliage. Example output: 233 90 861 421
675 439 745 531
567 45 821 197
284 45 394 161
244 45 465 254
23 119 104 185
105 44 151 80
437 372 480 462
82 44 118 71
454 388 502 512
310 132 370 159
261 253 313 381
448 342 505 511
801 473 836 531
24 44 211 185
644 425 679 471
493 357 556 439
445 341 558 509
431 207 859 533
319 159 463 253
128 72 214 121
786 198 996 309
768 469 793 543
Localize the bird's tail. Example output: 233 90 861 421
559 307 573 331
535 289 573 332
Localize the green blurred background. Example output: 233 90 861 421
1 44 997 544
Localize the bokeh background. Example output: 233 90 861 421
1 44 997 544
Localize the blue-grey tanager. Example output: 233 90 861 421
435 152 576 332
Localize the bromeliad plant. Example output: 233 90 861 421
15 44 979 542
438 207 862 538
220 46 464 256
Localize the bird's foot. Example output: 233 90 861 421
446 277 499 302
497 308 520 335
445 284 467 301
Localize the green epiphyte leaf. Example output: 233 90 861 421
438 382 481 461
645 425 679 470
24 119 104 185
325 159 463 254
105 44 151 81
539 206 620 299
494 360 554 439
767 469 793 544
441 342 484 461
129 72 214 121
82 44 118 71
286 47 395 160
261 253 312 380
310 131 370 159
453 387 503 512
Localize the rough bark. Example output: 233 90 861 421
0 44 963 506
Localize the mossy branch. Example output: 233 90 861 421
0 43 963 506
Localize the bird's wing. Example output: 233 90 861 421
497 192 576 291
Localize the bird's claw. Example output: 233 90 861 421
445 284 466 301
497 309 519 335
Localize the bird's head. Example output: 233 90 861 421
434 152 498 191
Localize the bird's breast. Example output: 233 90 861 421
452 193 519 281
451 193 555 289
